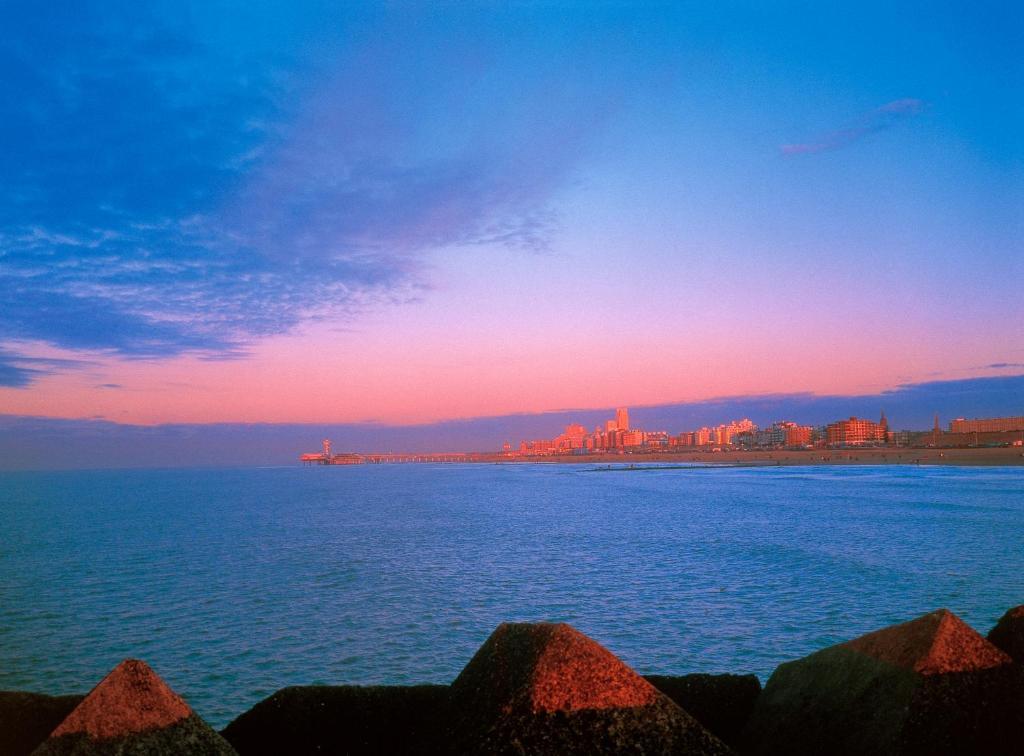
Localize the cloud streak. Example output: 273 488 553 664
781 98 925 156
0 349 95 388
0 4 609 384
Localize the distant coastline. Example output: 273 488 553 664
302 408 1024 467
300 446 1024 467
504 447 1024 467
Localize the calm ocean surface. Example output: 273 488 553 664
2 463 1023 728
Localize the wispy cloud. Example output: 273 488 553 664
0 4 609 385
781 98 925 156
0 349 94 388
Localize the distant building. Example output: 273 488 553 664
826 416 887 447
524 439 556 454
888 430 914 447
732 430 756 449
732 418 756 434
553 423 587 452
744 421 813 449
564 423 587 437
329 453 364 465
622 430 645 447
299 439 365 465
949 415 1024 433
645 431 669 447
616 407 630 431
784 423 813 447
715 418 756 446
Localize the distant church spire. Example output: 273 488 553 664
879 409 888 430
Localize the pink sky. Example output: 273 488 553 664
3 239 1019 425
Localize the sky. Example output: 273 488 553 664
1 1 1022 455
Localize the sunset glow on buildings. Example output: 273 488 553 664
514 410 857 456
949 416 1024 434
298 408 1024 464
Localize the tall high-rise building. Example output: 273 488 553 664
616 407 630 431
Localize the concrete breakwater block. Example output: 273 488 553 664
221 684 451 755
986 605 1024 744
448 622 732 754
645 673 761 748
31 659 236 755
741 608 1014 755
988 605 1024 662
0 692 84 756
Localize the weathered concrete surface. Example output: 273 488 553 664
31 659 235 755
0 692 84 756
986 605 1024 750
988 605 1024 662
448 622 732 754
741 609 1014 756
221 685 451 755
645 674 761 748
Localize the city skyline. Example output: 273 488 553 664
299 402 1022 464
302 402 1024 465
3 372 1023 469
1 3 1021 432
439 404 1022 459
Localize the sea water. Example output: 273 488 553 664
1 463 1022 728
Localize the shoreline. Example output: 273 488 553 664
499 446 1024 467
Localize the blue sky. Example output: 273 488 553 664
0 1 1021 442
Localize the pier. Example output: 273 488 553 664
300 440 504 465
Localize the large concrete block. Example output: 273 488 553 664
741 609 1013 755
31 659 236 755
448 622 732 754
222 684 451 755
645 673 761 748
988 605 1024 662
0 692 83 756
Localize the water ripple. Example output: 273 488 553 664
1 464 1022 728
